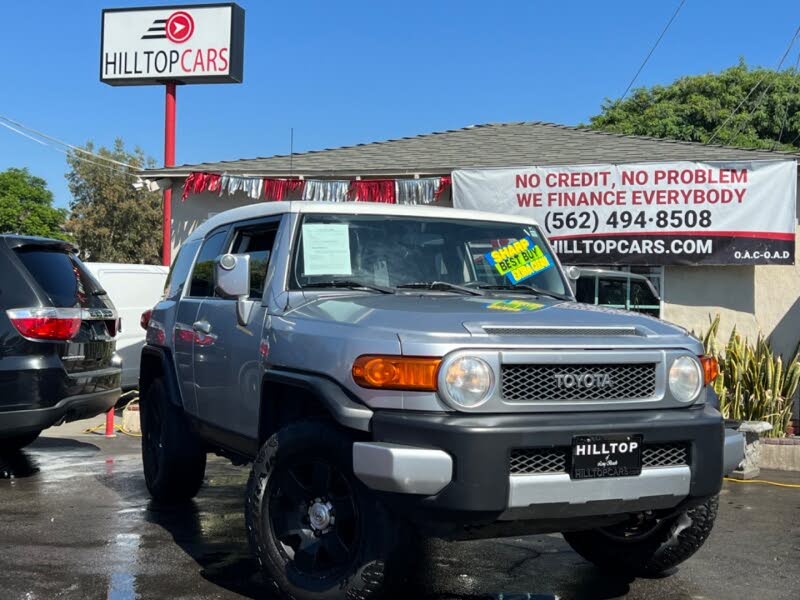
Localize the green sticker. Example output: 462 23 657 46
484 237 553 284
486 299 544 312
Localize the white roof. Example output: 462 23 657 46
85 262 169 274
188 201 541 243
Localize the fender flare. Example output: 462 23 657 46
262 369 373 433
140 345 184 408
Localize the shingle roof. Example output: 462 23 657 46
141 121 800 179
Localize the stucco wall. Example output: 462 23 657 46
662 265 758 341
662 178 799 359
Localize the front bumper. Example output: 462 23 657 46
355 404 725 524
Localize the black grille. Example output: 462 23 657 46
509 443 688 474
642 443 689 467
509 448 567 474
501 363 657 402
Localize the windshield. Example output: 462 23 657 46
290 214 569 296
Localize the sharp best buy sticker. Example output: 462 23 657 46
484 237 553 284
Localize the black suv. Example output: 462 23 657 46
0 235 121 451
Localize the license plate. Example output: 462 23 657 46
571 434 642 480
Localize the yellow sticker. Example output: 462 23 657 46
486 299 544 312
485 237 553 284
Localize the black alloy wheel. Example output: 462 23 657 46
246 420 409 600
597 512 665 543
562 495 719 576
268 458 359 578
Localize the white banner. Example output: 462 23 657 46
453 160 797 265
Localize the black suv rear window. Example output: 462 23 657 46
14 249 109 308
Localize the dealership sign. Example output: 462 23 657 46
101 3 244 85
453 160 797 265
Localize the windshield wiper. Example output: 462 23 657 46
475 283 571 301
302 280 395 294
397 281 485 296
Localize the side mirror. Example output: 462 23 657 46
215 254 254 326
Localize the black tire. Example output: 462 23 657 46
0 431 40 453
563 495 719 576
246 420 408 600
140 377 206 502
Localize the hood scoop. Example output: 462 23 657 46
481 325 646 337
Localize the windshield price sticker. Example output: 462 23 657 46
301 223 353 276
485 237 553 284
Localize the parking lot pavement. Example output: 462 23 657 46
1 424 798 600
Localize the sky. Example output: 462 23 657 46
1 0 799 208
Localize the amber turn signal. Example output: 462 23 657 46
352 355 441 391
700 355 719 385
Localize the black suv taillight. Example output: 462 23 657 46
141 309 152 330
6 308 82 341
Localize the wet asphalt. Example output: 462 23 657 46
1 424 798 600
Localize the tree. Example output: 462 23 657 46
588 61 800 152
66 139 162 263
0 168 68 239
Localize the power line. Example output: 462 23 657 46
787 125 800 148
773 51 800 149
724 38 800 146
0 120 134 177
0 114 139 170
0 120 48 147
706 24 800 145
620 0 687 100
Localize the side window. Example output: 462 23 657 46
597 278 626 307
575 277 595 303
231 222 280 299
188 230 229 297
630 280 659 309
164 239 201 299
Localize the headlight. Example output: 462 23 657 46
441 356 494 408
669 356 703 402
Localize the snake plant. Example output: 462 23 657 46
701 315 799 438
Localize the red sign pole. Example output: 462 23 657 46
162 82 177 266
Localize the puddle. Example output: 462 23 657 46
0 451 40 479
108 572 137 600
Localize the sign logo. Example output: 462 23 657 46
555 372 612 389
142 11 195 44
166 11 195 43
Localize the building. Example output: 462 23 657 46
140 121 800 358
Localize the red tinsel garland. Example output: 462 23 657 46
349 180 396 203
181 173 452 205
263 178 305 201
182 172 221 200
434 175 451 200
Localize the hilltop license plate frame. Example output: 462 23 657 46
571 434 643 480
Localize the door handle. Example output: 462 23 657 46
192 320 212 335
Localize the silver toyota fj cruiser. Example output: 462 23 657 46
139 201 743 599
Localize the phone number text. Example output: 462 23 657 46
544 210 713 234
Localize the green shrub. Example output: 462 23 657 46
701 315 800 438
